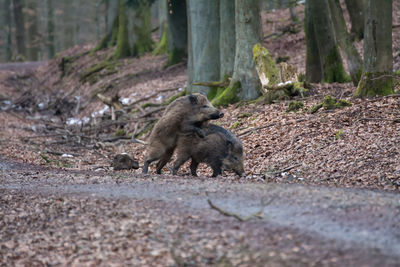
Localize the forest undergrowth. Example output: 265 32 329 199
1 4 400 191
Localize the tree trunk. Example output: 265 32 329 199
305 0 322 82
4 0 13 61
12 0 26 59
131 1 154 57
114 0 131 59
217 0 262 104
46 0 55 59
344 0 364 40
26 0 39 61
219 0 235 81
63 0 75 50
187 0 220 95
309 0 348 83
355 0 393 97
152 0 168 55
166 0 187 66
328 0 362 85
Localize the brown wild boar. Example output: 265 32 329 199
172 124 244 177
142 93 223 174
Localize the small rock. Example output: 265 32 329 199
112 154 139 170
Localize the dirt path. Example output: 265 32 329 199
1 159 399 266
0 61 46 72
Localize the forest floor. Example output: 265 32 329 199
0 3 400 266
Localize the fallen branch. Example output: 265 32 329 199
125 87 182 111
238 119 306 137
42 149 79 157
264 163 302 177
192 80 230 88
206 192 275 222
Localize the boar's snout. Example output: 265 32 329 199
209 110 224 120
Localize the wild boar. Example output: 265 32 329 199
142 93 224 174
172 124 244 177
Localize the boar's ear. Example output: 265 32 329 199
188 94 198 105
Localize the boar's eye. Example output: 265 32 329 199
202 105 208 108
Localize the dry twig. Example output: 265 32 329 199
206 192 275 222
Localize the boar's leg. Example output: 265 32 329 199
210 161 223 177
172 153 191 175
190 159 199 176
181 123 205 138
142 145 165 174
142 158 156 174
155 148 174 174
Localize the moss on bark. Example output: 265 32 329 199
354 72 394 97
323 46 350 83
93 15 119 53
132 2 154 57
152 23 168 56
114 1 131 60
211 81 241 107
253 44 280 88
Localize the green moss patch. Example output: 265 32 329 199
310 95 351 114
80 61 118 84
286 100 304 113
211 81 241 107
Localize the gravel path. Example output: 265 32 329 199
1 159 399 266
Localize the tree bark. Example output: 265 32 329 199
131 1 154 57
3 0 13 61
12 0 26 59
62 0 75 50
308 0 348 83
344 0 364 40
187 0 220 95
328 0 362 85
305 0 322 82
229 0 262 100
26 0 39 61
355 0 393 97
166 0 187 66
114 0 131 59
46 0 55 59
152 0 168 55
219 0 235 81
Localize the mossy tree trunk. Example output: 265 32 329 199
355 0 393 97
93 0 118 52
308 0 348 83
344 0 364 40
46 0 55 59
131 1 154 57
305 0 322 82
166 0 187 66
328 0 362 85
152 0 168 55
187 0 220 95
114 0 131 59
219 0 235 81
12 0 26 59
26 0 39 61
